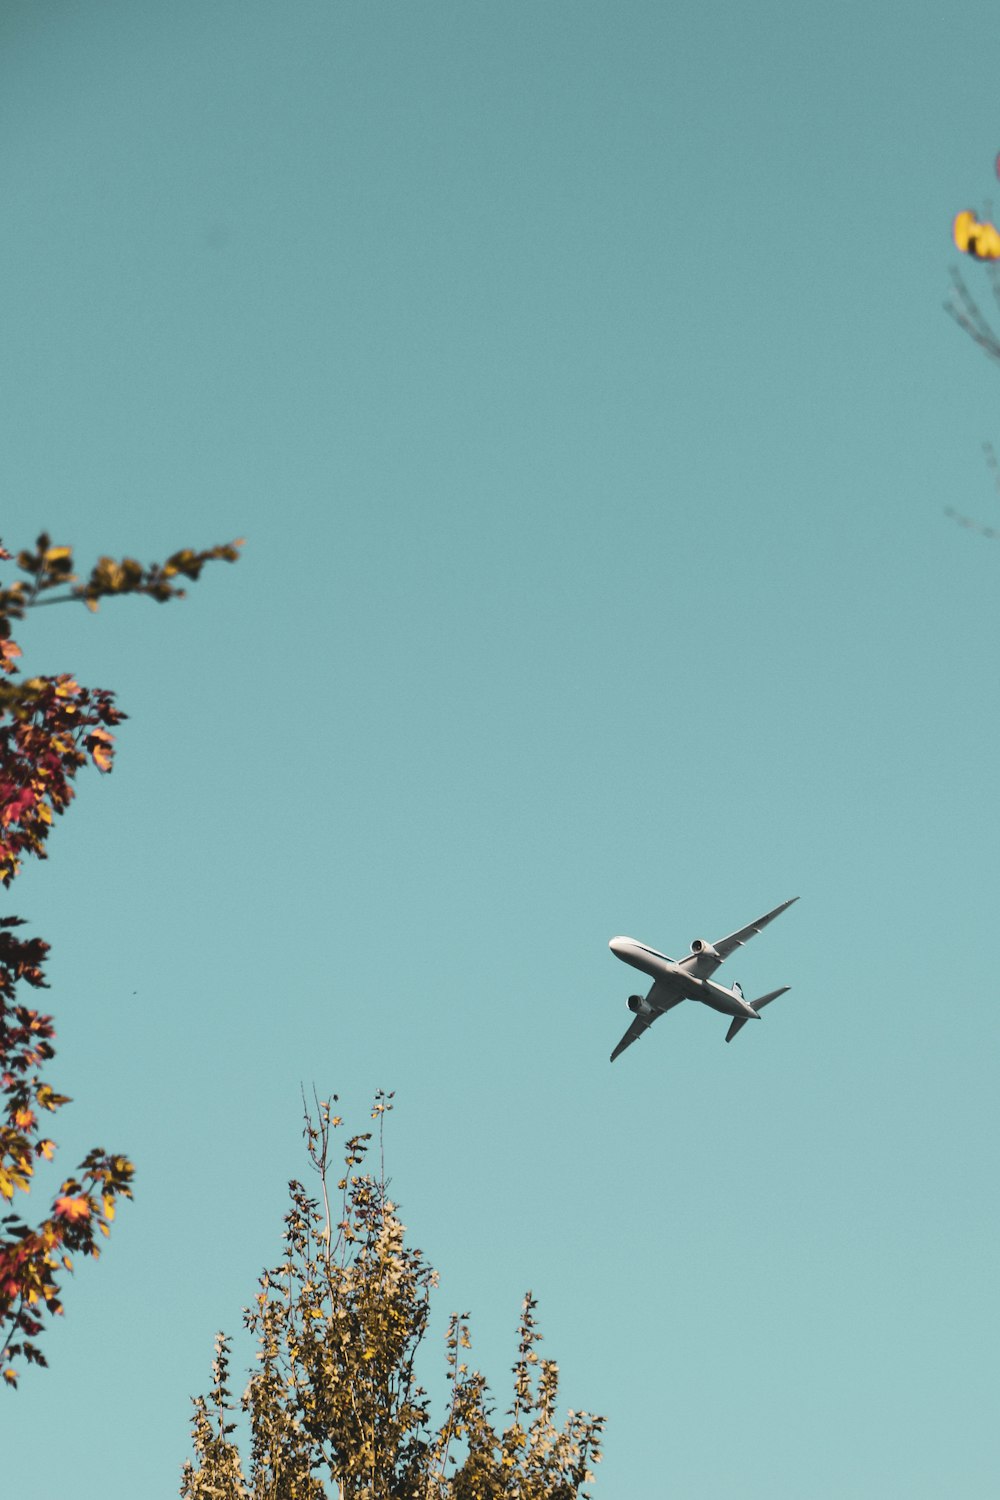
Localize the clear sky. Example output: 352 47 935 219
3 1 1000 1495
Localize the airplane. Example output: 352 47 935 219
608 897 797 1062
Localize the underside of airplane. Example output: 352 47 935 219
608 897 797 1062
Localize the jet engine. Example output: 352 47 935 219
627 994 653 1016
690 938 720 960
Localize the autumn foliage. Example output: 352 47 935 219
0 533 240 1386
945 168 1000 537
182 1093 605 1499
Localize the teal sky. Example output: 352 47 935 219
3 2 1000 1495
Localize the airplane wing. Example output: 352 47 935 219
683 897 798 978
609 981 684 1063
713 897 798 961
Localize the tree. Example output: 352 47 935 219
181 1093 605 1499
0 533 241 1386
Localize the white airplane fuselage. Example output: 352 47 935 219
608 936 761 1021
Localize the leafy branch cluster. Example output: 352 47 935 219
0 534 240 1385
181 1093 605 1499
945 250 1000 535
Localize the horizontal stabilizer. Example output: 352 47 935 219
724 986 790 1043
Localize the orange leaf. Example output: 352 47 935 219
54 1195 91 1221
86 730 114 772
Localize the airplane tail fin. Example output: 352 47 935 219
725 986 790 1043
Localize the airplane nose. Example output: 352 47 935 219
609 936 629 959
